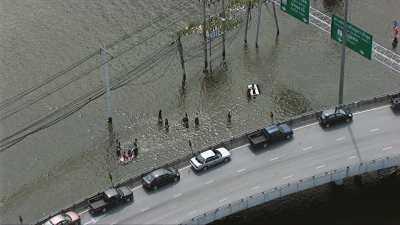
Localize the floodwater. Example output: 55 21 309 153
0 0 399 224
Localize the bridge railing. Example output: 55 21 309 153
182 154 400 225
34 90 399 225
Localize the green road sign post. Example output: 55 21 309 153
331 15 373 60
280 0 310 24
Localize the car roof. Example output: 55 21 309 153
200 150 215 159
150 168 170 178
104 188 118 197
49 214 67 225
322 109 345 116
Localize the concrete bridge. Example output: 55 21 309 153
35 92 400 225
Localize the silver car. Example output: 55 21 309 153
190 147 231 171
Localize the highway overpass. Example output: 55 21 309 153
40 94 400 225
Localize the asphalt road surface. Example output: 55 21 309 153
78 105 400 225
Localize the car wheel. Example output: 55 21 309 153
203 166 208 171
224 157 230 162
102 208 106 213
346 118 351 123
286 135 291 139
174 176 180 182
325 123 330 128
153 185 158 191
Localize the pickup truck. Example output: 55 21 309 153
88 186 133 215
391 94 400 111
247 123 293 149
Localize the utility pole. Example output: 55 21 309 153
255 0 262 48
272 0 280 36
209 16 213 74
338 0 349 105
202 0 209 73
244 2 251 45
221 0 226 63
177 34 186 89
100 47 114 143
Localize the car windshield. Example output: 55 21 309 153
44 221 53 225
143 174 155 182
196 155 206 163
63 214 72 222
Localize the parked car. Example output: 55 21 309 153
190 147 231 171
247 123 293 149
43 211 80 225
390 94 400 111
319 107 352 128
88 186 133 215
142 167 180 191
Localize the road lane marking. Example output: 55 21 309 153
205 179 214 185
237 168 247 173
336 136 345 141
353 105 389 115
270 157 279 161
382 146 393 151
83 218 97 225
141 207 150 212
302 146 313 151
219 198 228 203
178 165 192 172
173 193 182 198
348 155 357 160
370 128 380 132
316 164 326 170
251 185 260 190
294 122 318 130
131 185 143 191
282 175 293 180
78 209 89 215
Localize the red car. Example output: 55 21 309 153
43 211 80 225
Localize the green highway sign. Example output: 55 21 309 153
280 0 310 24
331 15 373 60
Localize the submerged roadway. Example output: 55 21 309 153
78 104 400 225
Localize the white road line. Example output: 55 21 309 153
353 105 390 115
251 185 260 190
78 209 89 215
205 179 214 185
131 185 143 191
141 207 150 212
83 218 96 225
173 193 182 198
282 175 293 180
382 146 393 151
336 136 345 141
178 165 192 172
348 155 357 160
219 198 227 203
237 168 247 173
370 128 380 132
316 164 326 170
270 157 279 161
294 122 318 130
302 146 313 151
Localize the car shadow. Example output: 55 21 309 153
190 160 230 176
319 121 353 131
248 138 294 155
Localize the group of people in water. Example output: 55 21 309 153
116 138 138 162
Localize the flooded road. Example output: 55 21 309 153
0 0 400 223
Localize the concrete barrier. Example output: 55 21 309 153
230 199 247 215
314 172 332 186
247 193 265 208
215 204 232 220
298 177 314 191
279 183 297 197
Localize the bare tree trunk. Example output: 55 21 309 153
177 35 186 89
222 0 226 62
272 0 280 36
202 0 208 73
244 2 251 45
255 0 262 48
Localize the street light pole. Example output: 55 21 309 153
338 0 349 105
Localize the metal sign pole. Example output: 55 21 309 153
338 0 349 105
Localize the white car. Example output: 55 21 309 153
190 147 231 171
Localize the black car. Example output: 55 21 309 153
142 167 180 191
319 107 353 128
391 94 400 111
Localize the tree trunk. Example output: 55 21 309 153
202 0 208 73
222 0 226 62
244 2 251 45
177 35 186 89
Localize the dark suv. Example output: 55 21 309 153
142 167 180 191
319 107 353 128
